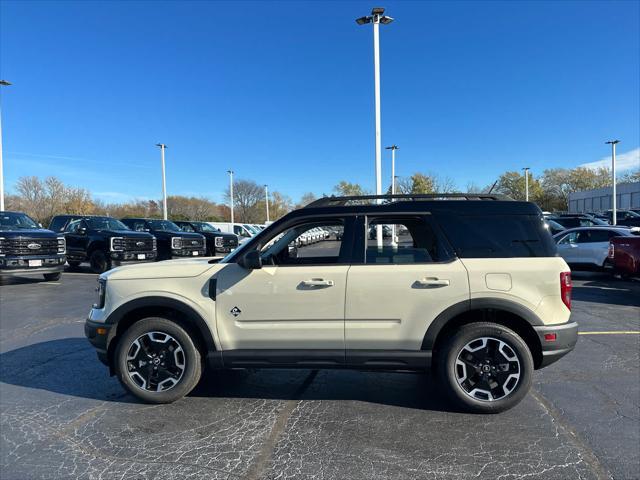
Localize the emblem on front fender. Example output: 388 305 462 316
230 306 241 317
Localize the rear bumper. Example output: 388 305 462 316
534 321 579 368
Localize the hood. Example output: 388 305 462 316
151 230 203 240
0 229 59 238
103 257 222 280
99 230 154 238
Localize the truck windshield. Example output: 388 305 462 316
195 222 219 233
86 217 130 231
148 220 181 232
0 212 39 230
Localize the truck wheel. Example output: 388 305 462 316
89 250 111 273
67 261 81 269
114 317 202 404
43 272 61 281
435 322 533 414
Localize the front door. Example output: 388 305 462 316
64 219 89 260
214 217 353 361
345 215 469 353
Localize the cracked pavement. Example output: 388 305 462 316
1 270 638 479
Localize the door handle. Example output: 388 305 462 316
415 278 450 287
301 279 334 287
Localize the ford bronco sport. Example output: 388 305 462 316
85 194 578 413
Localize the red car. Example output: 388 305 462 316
608 235 640 278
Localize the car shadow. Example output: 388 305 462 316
0 338 459 412
572 278 640 307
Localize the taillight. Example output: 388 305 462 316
560 272 572 310
608 243 615 259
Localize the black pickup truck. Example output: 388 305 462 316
49 215 157 273
0 211 66 281
119 218 206 260
173 220 238 256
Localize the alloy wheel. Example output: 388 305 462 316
454 336 521 402
126 331 186 392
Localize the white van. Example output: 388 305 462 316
208 222 255 243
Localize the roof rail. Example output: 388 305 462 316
305 193 512 208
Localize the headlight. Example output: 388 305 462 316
93 278 106 309
202 237 206 249
0 237 5 255
57 237 66 254
110 237 124 251
171 237 182 249
215 236 223 247
152 237 157 250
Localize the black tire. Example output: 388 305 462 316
114 317 202 404
67 261 81 269
89 250 111 273
43 272 61 281
435 322 533 414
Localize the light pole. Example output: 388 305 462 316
606 140 620 225
0 80 11 211
522 167 530 202
227 170 234 224
264 184 270 223
357 7 394 248
386 145 399 246
156 144 168 220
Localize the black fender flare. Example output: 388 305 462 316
421 298 544 351
105 296 217 354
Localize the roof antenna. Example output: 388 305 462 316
487 180 498 194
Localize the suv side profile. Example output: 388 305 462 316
85 194 578 413
120 218 206 260
50 215 157 273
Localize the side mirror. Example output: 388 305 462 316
242 250 262 269
78 227 87 235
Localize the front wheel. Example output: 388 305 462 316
114 317 202 403
43 272 61 281
89 250 111 273
436 322 533 414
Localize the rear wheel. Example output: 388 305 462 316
436 322 533 413
114 317 202 403
43 272 61 281
89 250 111 273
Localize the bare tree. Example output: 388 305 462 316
224 179 263 223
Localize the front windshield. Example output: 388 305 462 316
195 222 219 233
244 224 259 234
148 220 181 232
86 217 130 230
0 212 39 230
546 219 565 230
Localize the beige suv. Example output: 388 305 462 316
85 194 578 413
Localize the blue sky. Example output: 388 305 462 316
1 0 639 204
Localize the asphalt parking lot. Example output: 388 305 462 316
1 267 638 480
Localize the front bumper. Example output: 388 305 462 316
534 321 579 368
85 318 113 366
0 254 66 276
110 251 157 263
172 248 206 257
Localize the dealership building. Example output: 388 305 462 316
568 182 640 213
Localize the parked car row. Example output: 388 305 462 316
0 211 242 279
546 210 640 228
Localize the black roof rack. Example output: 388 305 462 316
305 193 512 208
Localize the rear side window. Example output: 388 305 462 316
436 214 557 258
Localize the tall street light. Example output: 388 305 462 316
0 80 11 211
606 140 620 225
522 167 530 202
156 143 168 220
264 184 270 223
227 170 234 224
386 145 399 246
357 7 394 248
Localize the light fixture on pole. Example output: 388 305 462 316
155 143 168 220
386 145 399 246
605 140 620 225
357 7 394 248
227 170 235 224
0 80 11 212
522 167 530 202
264 184 270 223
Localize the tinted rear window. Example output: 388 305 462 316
435 214 557 258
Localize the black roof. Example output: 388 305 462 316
296 194 539 217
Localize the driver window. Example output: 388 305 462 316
559 232 578 244
66 220 81 233
181 223 195 233
260 220 345 265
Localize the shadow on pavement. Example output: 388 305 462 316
572 278 640 307
0 338 458 412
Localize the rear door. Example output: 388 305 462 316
577 229 617 267
344 215 469 357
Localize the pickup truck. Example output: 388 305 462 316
608 235 640 278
